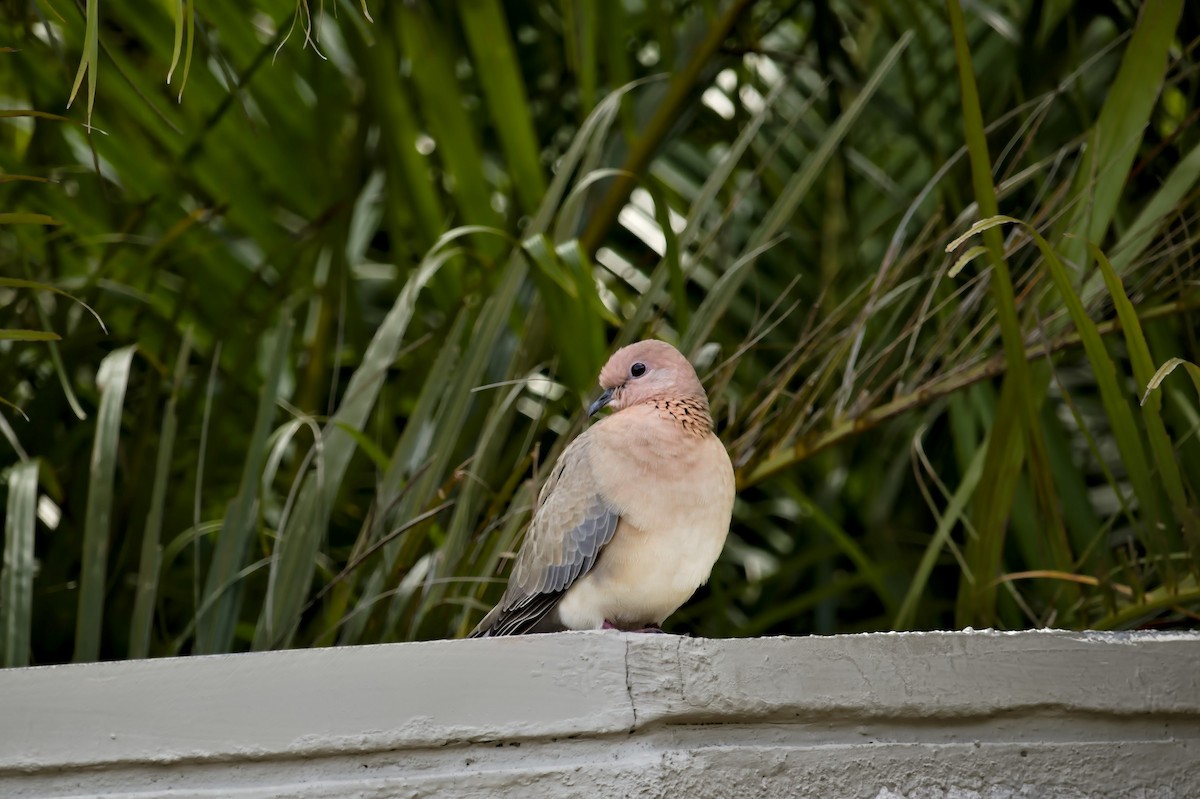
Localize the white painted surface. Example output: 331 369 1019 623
1 630 1198 798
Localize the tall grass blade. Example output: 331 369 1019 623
1 460 39 667
522 234 606 393
961 217 1166 572
947 0 1061 626
1090 243 1199 548
167 0 184 85
257 251 446 649
895 440 987 630
619 78 790 347
396 1 501 240
128 333 191 659
0 277 107 332
579 0 756 252
955 376 1026 626
419 382 528 635
194 316 291 654
360 13 445 247
24 274 87 421
459 0 546 213
0 330 59 341
346 87 637 640
1061 0 1182 269
66 0 100 127
1143 359 1200 403
73 345 137 662
0 213 62 225
757 35 910 254
685 34 910 355
378 256 530 637
1107 139 1200 279
331 314 470 645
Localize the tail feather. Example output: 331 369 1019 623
467 591 563 637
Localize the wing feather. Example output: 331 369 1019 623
470 433 619 637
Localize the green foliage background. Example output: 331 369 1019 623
2 0 1199 666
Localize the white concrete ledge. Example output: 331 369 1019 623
1 630 1198 797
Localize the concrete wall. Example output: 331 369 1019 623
1 630 1197 798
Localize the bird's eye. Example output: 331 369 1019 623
630 362 646 378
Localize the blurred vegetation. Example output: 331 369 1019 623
2 0 1199 666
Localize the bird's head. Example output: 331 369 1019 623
588 339 709 417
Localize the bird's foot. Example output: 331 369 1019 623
601 620 665 633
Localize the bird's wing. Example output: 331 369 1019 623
470 433 620 636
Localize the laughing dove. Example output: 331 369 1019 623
470 339 735 636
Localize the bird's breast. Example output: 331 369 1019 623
556 430 735 629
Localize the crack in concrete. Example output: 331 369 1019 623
674 636 687 709
623 638 638 731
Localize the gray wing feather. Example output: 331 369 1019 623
470 433 619 636
529 498 617 593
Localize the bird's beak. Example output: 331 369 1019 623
587 387 614 417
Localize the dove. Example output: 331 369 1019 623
470 339 735 636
